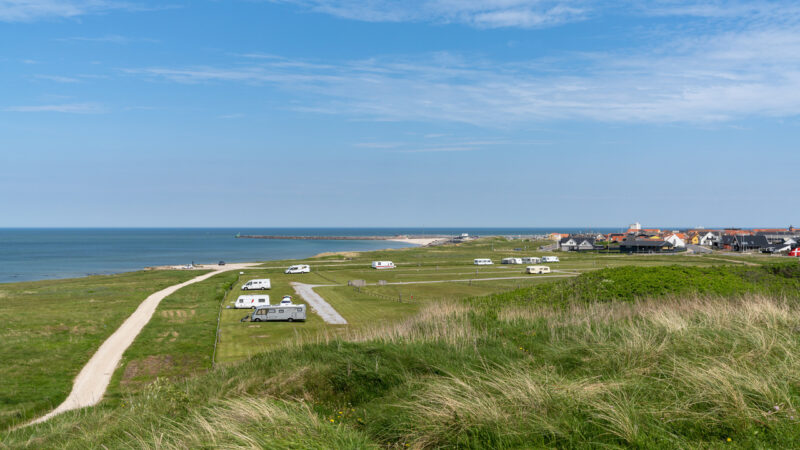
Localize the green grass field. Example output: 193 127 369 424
3 235 798 444
5 262 800 448
0 270 206 429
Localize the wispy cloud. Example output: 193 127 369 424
266 0 800 29
267 0 589 28
32 74 81 83
4 103 107 113
0 0 172 22
57 34 159 44
125 20 800 125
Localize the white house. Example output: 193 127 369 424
664 234 686 248
699 232 720 246
560 237 596 251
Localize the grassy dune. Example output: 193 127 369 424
5 264 800 448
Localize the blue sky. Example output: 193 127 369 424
1 0 799 228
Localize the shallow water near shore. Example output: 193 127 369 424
0 227 619 283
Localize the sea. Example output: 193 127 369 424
0 228 621 283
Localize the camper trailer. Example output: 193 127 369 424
473 258 493 265
371 261 396 269
241 279 271 290
522 257 542 264
235 295 270 309
542 256 560 263
250 304 307 322
285 264 311 274
501 258 523 265
526 265 551 274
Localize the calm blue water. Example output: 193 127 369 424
0 228 620 283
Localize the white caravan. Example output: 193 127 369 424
526 265 551 274
501 258 523 265
372 261 396 269
474 258 493 265
285 264 311 274
241 279 271 290
522 257 542 264
542 256 560 263
251 305 307 322
235 294 270 309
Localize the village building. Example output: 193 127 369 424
559 236 598 251
664 233 686 248
719 235 770 251
619 237 675 253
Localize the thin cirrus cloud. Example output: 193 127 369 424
4 103 107 113
264 0 799 28
267 0 589 28
32 74 81 83
0 0 172 22
56 34 160 44
124 22 800 125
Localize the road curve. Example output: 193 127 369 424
30 263 257 425
291 282 348 325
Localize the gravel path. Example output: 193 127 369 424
30 263 257 425
291 282 348 325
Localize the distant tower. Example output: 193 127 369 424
629 222 642 231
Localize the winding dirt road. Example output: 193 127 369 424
31 263 256 425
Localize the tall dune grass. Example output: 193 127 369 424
6 289 800 448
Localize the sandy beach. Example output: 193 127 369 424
387 237 442 246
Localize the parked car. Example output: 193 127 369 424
218 261 226 266
235 295 269 309
241 279 271 290
285 264 311 274
525 265 551 274
250 304 306 322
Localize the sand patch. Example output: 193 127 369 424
313 251 360 259
121 355 175 386
159 309 196 323
154 331 179 343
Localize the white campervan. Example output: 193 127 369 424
251 304 306 322
235 295 270 309
542 256 560 263
522 257 542 264
501 258 523 265
285 264 310 274
526 265 551 274
371 261 395 269
241 278 271 290
474 258 493 265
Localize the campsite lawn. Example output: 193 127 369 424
212 239 764 364
105 270 240 402
0 270 205 430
